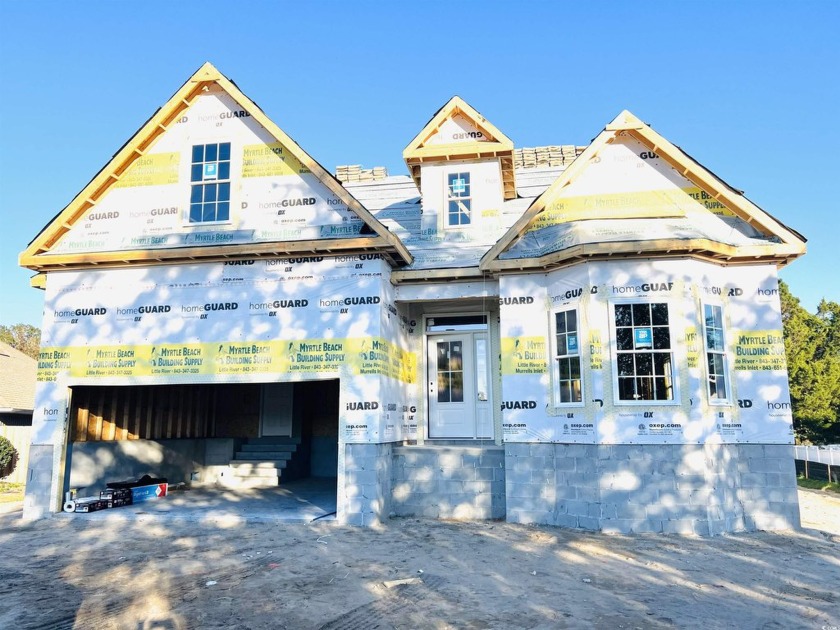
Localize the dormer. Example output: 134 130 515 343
402 97 515 240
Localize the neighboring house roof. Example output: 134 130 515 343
0 342 36 414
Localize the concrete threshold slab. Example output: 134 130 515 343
56 477 338 525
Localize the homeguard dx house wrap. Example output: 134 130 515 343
20 62 806 533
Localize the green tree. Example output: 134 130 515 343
780 282 840 443
0 324 40 359
0 436 17 478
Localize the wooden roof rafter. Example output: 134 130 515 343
389 266 491 285
480 109 806 272
20 62 412 272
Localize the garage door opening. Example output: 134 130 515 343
64 379 339 519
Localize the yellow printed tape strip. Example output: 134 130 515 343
501 336 547 375
114 153 180 188
530 186 734 232
242 142 311 178
732 329 786 371
36 338 416 383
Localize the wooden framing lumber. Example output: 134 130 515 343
482 238 803 273
22 236 400 272
29 273 46 289
623 126 803 246
390 267 487 284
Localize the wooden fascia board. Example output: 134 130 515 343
488 251 797 275
29 273 46 290
389 267 487 284
403 97 513 159
402 102 454 159
406 143 513 161
479 130 615 270
605 110 646 131
482 239 801 272
21 68 210 262
21 236 394 271
403 97 515 196
625 126 805 250
211 75 413 267
606 111 802 246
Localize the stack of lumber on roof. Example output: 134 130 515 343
335 165 388 183
514 145 586 169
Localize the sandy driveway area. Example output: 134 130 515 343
1 489 837 629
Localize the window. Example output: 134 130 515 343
446 172 471 227
190 142 231 223
554 309 582 403
436 340 464 403
614 302 674 401
703 304 729 401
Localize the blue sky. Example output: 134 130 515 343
0 1 836 327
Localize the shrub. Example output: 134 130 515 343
0 436 17 478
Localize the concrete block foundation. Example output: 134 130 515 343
504 443 800 534
391 445 505 519
339 442 799 534
342 443 393 526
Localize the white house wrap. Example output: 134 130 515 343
19 63 805 533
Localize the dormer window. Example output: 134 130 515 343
190 142 231 223
446 172 471 227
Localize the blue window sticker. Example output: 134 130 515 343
567 334 578 354
634 327 652 349
203 163 218 180
451 177 466 194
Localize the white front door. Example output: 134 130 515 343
261 383 293 436
427 332 492 438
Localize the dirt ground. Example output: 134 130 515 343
1 490 838 630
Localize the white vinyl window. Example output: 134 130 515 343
702 303 730 403
553 308 583 404
446 171 471 227
189 142 231 223
612 302 676 402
